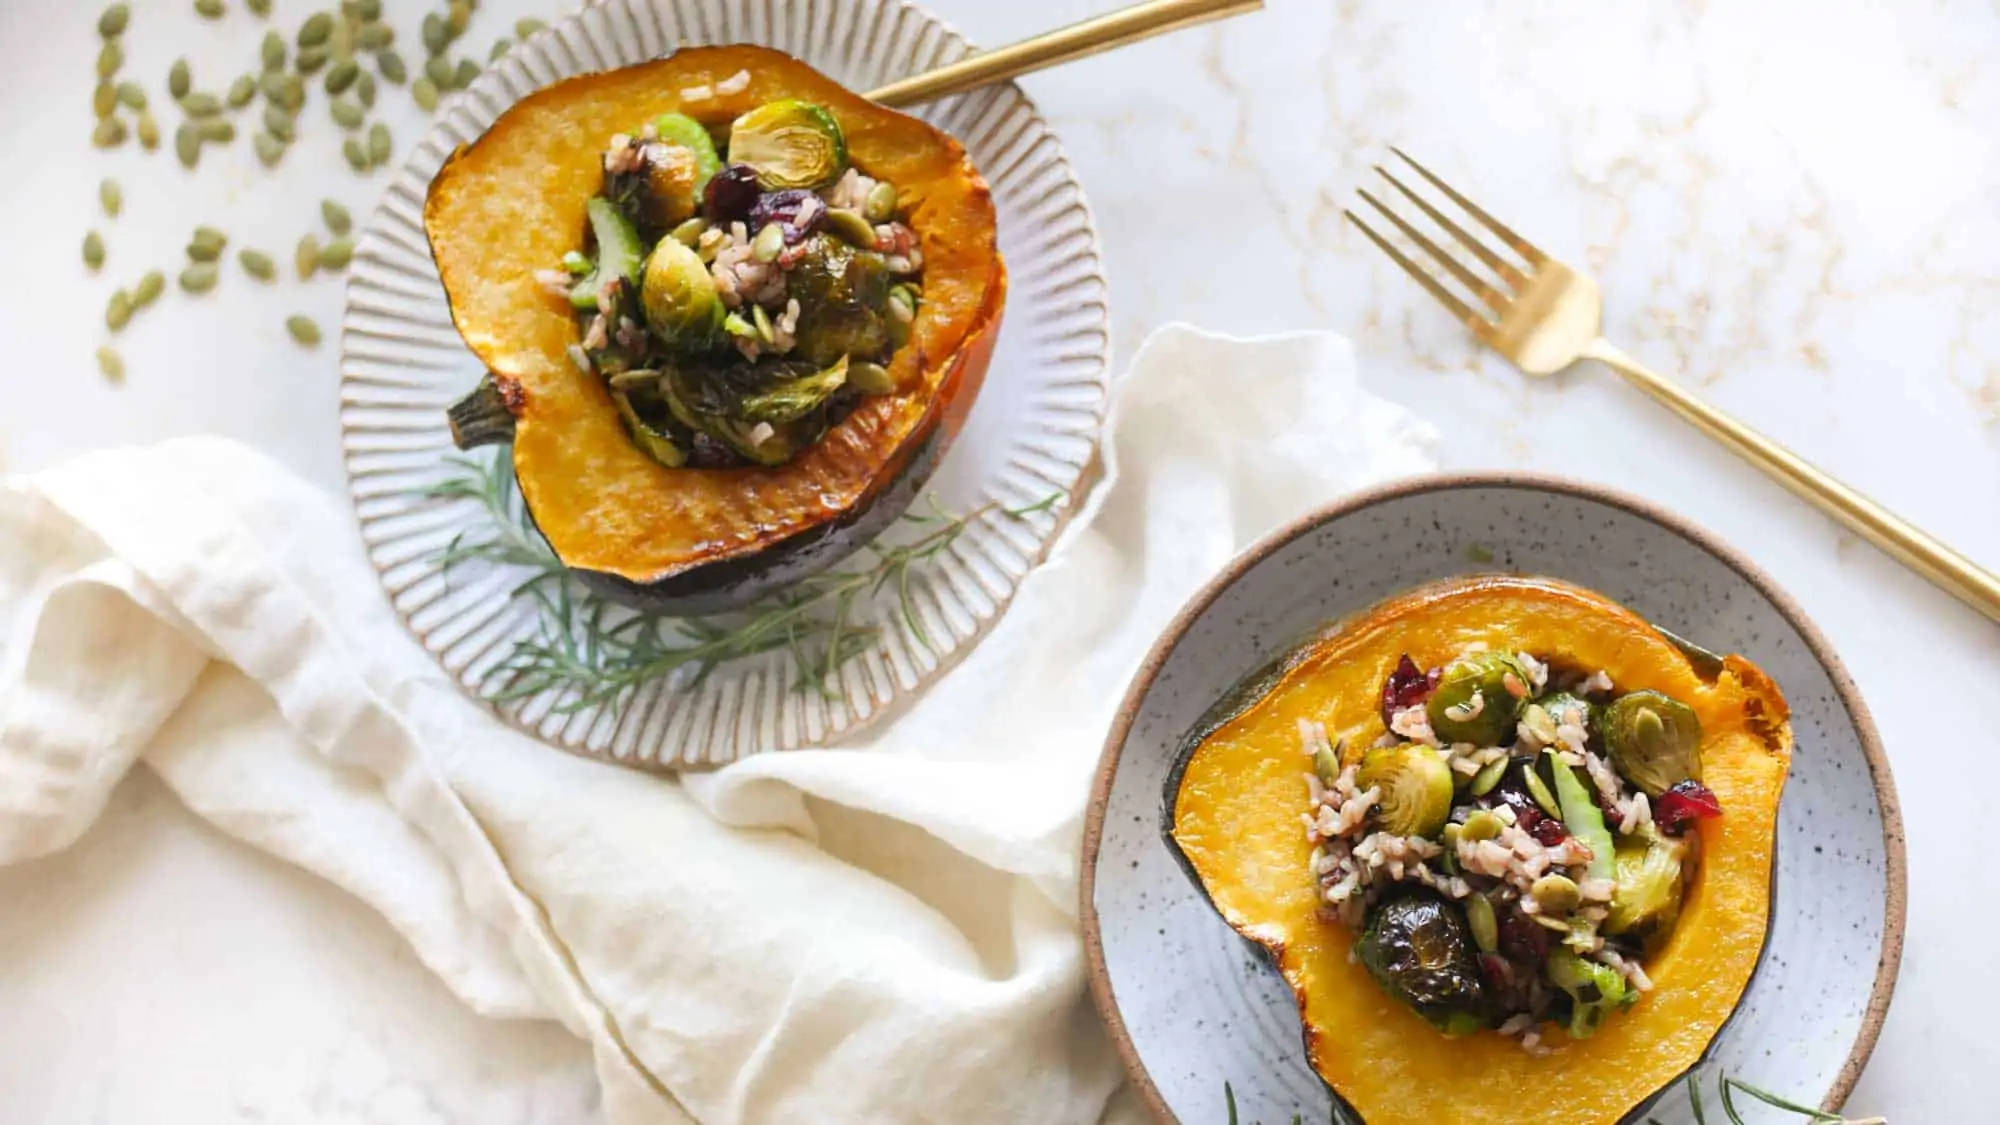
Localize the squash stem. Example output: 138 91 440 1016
447 375 518 449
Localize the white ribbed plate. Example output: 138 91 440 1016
338 0 1109 770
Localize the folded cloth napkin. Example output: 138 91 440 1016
0 325 1436 1124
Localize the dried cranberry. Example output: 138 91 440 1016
1529 816 1570 846
1478 953 1514 989
703 163 762 223
1496 905 1551 962
1379 655 1436 726
1655 779 1724 836
748 189 826 244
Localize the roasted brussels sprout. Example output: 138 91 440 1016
736 356 849 424
1357 891 1488 1036
729 98 847 191
1426 651 1532 746
1546 947 1630 1039
615 141 703 232
638 237 721 346
1601 690 1703 797
609 381 685 468
1548 749 1615 882
650 111 722 193
1537 691 1591 734
788 234 891 366
1606 834 1688 942
569 196 644 310
1357 744 1455 839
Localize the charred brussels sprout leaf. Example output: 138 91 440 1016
1606 834 1687 943
1357 891 1488 1036
788 234 891 366
1426 651 1532 745
1547 947 1630 1039
1356 744 1455 839
1602 690 1703 797
639 237 720 346
728 99 847 191
736 355 849 424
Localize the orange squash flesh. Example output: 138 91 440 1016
1169 576 1792 1125
425 45 1004 586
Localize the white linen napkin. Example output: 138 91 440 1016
0 325 1437 1124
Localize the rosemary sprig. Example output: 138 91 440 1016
422 451 1058 714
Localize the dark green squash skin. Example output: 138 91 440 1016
1156 614 1780 1124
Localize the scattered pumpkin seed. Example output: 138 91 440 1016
454 58 480 89
423 54 453 88
92 117 128 148
247 0 271 16
133 269 164 307
668 218 707 247
321 199 353 235
239 248 277 281
260 71 287 103
355 70 376 107
180 92 222 117
445 1 470 38
286 314 322 346
136 112 160 149
317 236 355 269
262 30 286 70
375 49 407 84
367 121 391 165
342 136 369 171
357 0 380 18
298 12 333 48
115 81 146 111
295 234 320 279
96 346 125 382
105 289 133 331
99 179 122 218
863 180 898 223
825 208 876 248
751 222 785 263
194 0 225 20
196 117 235 143
750 302 775 344
179 262 220 294
328 16 355 61
98 4 131 38
227 75 257 108
296 45 330 74
261 104 296 140
174 122 201 166
83 231 106 271
329 98 364 128
847 361 895 396
324 58 359 95
278 74 305 111
488 38 511 62
187 227 228 261
169 59 191 99
357 22 393 50
514 17 547 38
93 81 118 118
411 76 438 111
254 131 285 166
97 42 123 79
421 14 447 56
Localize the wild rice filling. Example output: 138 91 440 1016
1302 647 1723 1051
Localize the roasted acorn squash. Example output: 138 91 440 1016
426 45 1004 613
1164 576 1792 1125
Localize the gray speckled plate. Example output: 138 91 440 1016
1081 475 1905 1125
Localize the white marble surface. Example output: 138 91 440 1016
3 0 1996 1120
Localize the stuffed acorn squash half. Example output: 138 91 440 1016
1164 576 1792 1125
428 45 1004 614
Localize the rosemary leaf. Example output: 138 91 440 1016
1722 1079 1843 1122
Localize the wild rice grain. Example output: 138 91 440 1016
489 38 511 62
286 315 322 346
83 231 106 271
96 346 125 382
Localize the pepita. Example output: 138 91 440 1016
514 17 547 38
83 231 106 271
99 178 121 218
411 76 437 111
93 82 117 118
180 92 222 117
238 248 276 281
97 42 123 79
357 0 380 18
488 38 511 62
96 346 125 382
194 0 225 20
423 54 453 89
262 30 286 70
751 222 785 263
105 289 133 331
169 59 191 100
453 58 480 89
420 13 447 55
92 117 128 148
187 227 228 261
325 58 359 94
279 74 305 110
329 98 364 129
355 70 376 107
286 314 322 346
357 23 392 50
133 270 164 306
750 302 775 344
253 131 285 166
295 234 320 279
136 113 159 149
863 180 898 223
445 1 470 39
98 5 131 38
1468 755 1510 797
263 104 296 141
298 11 333 48
227 74 257 108
1465 894 1499 954
366 121 391 165
847 361 895 396
246 0 271 16
115 81 146 111
1530 874 1582 916
179 262 220 294
296 45 329 74
342 136 369 172
196 117 235 143
321 199 353 235
317 237 355 270
824 208 876 248
375 49 407 85
669 218 707 247
328 15 354 61
174 123 201 167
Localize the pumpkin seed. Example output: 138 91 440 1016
1529 873 1582 915
421 13 447 55
669 218 708 247
133 270 164 307
295 234 320 279
824 208 876 248
514 17 547 38
262 104 296 140
329 98 364 129
278 74 305 110
321 199 353 235
847 361 895 396
863 180 898 223
342 136 369 172
423 54 453 89
115 81 146 111
286 314 322 347
97 42 123 79
317 236 355 269
227 74 257 108
98 4 131 38
454 58 480 89
179 262 220 294
355 70 376 107
136 112 160 149
246 0 271 15
445 1 470 38
357 0 380 18
194 0 225 20
196 117 235 143
169 59 191 99
298 11 333 48
260 71 286 103
92 117 128 148
105 289 133 331
187 227 228 261
750 302 775 343
253 131 285 166
751 223 785 263
488 38 511 62
375 49 407 84
325 58 359 95
93 81 117 118
99 179 122 218
366 121 391 165
328 16 354 61
411 76 438 111
262 30 286 70
174 122 200 166
296 45 329 74
83 231 106 271
96 346 125 382
239 248 276 281
357 22 393 50
1465 893 1499 953
180 92 222 117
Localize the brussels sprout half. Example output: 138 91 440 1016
1357 744 1455 839
1427 651 1532 745
729 98 847 192
1357 891 1489 1036
1606 834 1688 943
1547 947 1631 1039
1601 690 1704 797
639 236 721 347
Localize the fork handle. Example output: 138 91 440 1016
1582 337 2000 624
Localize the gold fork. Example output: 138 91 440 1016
1348 148 2000 625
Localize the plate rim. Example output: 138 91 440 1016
1078 470 1907 1122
